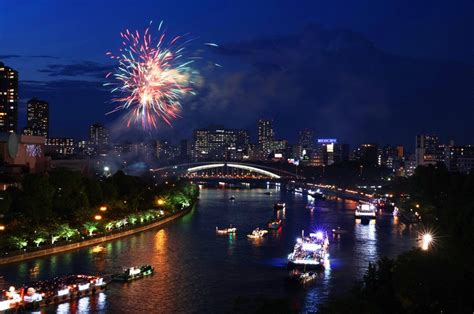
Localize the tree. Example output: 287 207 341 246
83 221 99 236
19 174 55 224
9 236 28 250
49 170 90 220
57 224 79 241
0 190 12 216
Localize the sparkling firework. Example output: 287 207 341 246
105 21 197 129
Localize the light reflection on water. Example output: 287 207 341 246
0 187 417 313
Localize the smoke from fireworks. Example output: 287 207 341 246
105 21 200 129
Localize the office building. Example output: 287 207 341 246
415 135 445 166
24 98 49 138
354 143 378 165
45 138 75 156
193 126 249 161
89 123 108 146
299 129 314 154
0 62 18 133
258 119 274 158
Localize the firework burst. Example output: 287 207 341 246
105 21 198 129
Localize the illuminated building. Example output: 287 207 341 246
258 119 274 158
314 139 349 166
193 126 249 161
0 132 48 173
415 135 445 166
156 139 177 160
45 138 75 156
25 98 49 138
0 62 18 133
445 145 474 173
299 129 314 154
89 123 108 155
89 123 108 146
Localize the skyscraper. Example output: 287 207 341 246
299 129 314 152
0 62 18 133
415 135 444 166
89 123 108 146
258 119 274 158
25 98 49 138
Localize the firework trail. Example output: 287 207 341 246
105 21 201 129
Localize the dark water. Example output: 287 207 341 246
0 186 418 313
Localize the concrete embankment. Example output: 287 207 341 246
0 206 193 265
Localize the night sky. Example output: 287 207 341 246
0 0 472 148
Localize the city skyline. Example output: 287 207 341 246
0 1 472 147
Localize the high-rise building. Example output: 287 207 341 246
299 129 314 152
258 119 274 158
156 139 177 160
89 123 108 146
180 139 192 161
415 135 445 166
354 143 378 165
45 138 75 156
445 145 474 173
315 139 349 166
0 62 18 133
192 126 249 161
25 98 49 138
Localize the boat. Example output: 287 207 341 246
0 275 106 312
308 188 326 200
355 203 377 219
294 187 303 194
216 226 237 234
274 202 286 210
112 265 154 282
332 227 347 235
264 191 272 195
247 228 268 239
267 219 282 230
287 230 329 270
229 195 236 201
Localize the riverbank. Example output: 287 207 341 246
0 205 194 265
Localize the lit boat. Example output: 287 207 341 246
294 187 303 194
247 228 268 239
112 265 154 282
229 195 236 201
216 226 237 234
268 219 282 230
274 202 286 210
0 275 106 311
331 227 347 235
288 230 329 270
355 203 376 219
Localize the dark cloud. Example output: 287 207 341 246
0 54 59 60
38 61 111 78
176 24 473 146
19 79 112 138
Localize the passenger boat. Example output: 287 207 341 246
216 226 237 234
288 230 329 270
0 275 106 312
267 219 282 230
355 202 377 219
247 228 268 239
274 202 286 210
112 265 154 282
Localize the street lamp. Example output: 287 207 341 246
99 206 107 212
94 215 102 221
0 225 5 231
157 199 165 206
421 233 433 250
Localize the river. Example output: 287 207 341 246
0 185 418 313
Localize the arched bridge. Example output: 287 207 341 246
150 162 301 180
